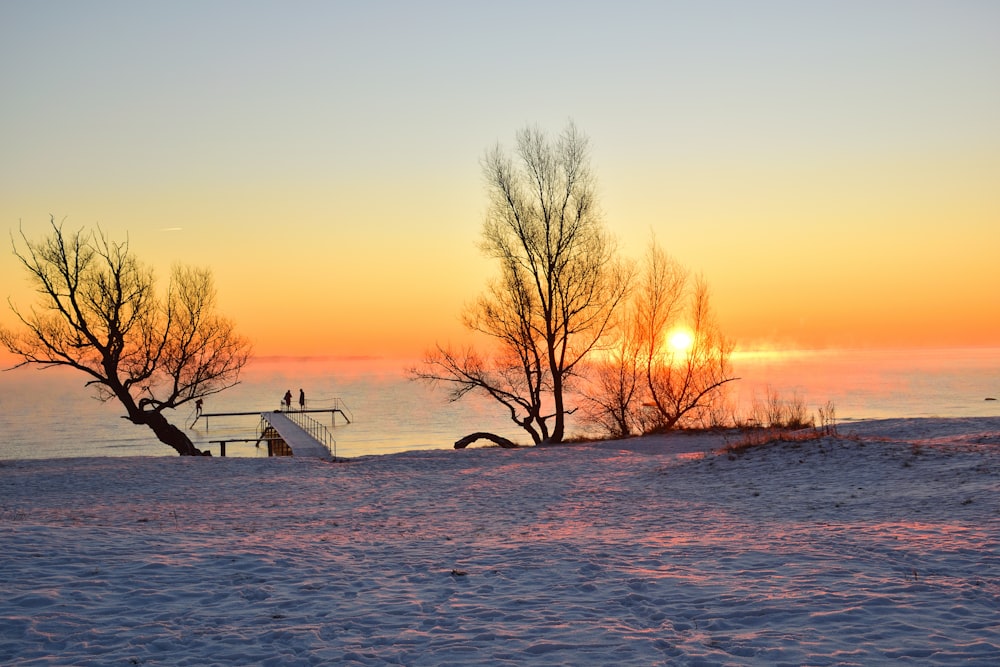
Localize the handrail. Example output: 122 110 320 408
275 397 353 425
328 398 354 424
283 410 337 459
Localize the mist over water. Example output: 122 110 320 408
1 348 997 459
731 347 1000 422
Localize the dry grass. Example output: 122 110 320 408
724 418 840 456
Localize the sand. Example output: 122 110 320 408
1 417 997 665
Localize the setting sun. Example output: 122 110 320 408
668 329 695 354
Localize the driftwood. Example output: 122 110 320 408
454 432 518 449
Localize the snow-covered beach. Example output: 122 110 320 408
1 418 997 666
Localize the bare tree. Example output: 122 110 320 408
644 275 736 430
578 316 644 439
1 218 252 455
412 123 631 444
582 239 736 436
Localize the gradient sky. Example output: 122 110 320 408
2 1 998 361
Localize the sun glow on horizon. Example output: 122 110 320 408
667 329 695 355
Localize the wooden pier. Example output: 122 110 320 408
193 405 347 461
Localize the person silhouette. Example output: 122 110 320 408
299 388 305 411
283 389 292 411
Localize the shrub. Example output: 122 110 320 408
725 392 837 454
740 387 814 430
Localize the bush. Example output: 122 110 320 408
725 392 838 454
740 387 814 430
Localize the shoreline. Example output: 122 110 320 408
4 415 998 464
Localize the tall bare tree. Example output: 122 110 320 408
1 218 252 455
413 123 631 444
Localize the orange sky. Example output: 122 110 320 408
2 2 998 363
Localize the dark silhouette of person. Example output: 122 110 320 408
299 388 305 411
284 389 292 411
195 398 203 417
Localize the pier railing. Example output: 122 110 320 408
283 410 337 459
328 398 353 424
275 398 353 426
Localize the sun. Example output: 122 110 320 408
667 328 695 354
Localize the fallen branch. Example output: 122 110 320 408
454 432 518 449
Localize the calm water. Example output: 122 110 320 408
1 348 997 459
730 347 1000 423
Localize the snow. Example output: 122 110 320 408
1 417 997 665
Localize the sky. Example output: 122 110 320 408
2 0 998 363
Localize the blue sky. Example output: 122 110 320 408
2 1 998 356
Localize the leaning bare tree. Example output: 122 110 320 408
1 218 252 455
412 123 631 444
582 239 736 436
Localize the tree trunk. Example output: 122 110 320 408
549 391 565 442
549 347 566 443
139 411 203 456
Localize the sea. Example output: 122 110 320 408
1 348 998 460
